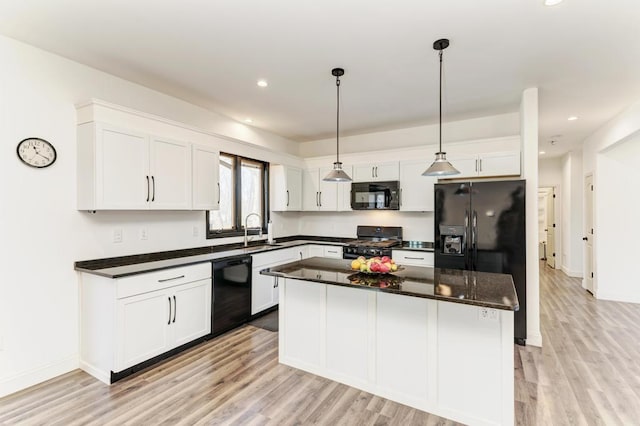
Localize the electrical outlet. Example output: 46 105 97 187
113 229 123 243
140 228 148 240
192 226 199 237
479 307 498 322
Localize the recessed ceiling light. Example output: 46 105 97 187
257 80 268 87
544 0 563 6
567 116 578 121
244 118 253 123
539 151 546 155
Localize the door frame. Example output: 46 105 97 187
583 174 595 294
538 186 558 269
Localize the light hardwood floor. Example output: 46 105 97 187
2 264 640 425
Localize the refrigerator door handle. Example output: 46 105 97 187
472 210 478 270
464 210 470 270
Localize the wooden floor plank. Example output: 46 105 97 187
2 262 640 425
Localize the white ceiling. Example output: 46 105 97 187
1 0 639 157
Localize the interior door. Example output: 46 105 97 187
584 175 594 294
546 188 556 269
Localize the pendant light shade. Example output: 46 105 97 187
323 68 352 182
423 38 459 177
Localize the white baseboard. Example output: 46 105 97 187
561 266 583 278
595 291 640 304
526 332 543 347
0 355 78 398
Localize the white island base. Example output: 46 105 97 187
278 278 514 426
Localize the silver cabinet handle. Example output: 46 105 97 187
151 176 156 202
405 256 425 260
375 166 378 178
316 191 319 207
372 167 374 178
158 275 185 283
319 191 322 207
167 297 172 325
146 176 150 202
172 295 177 323
217 182 220 204
479 159 482 172
475 159 478 172
286 190 290 207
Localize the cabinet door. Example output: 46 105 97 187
252 265 277 315
400 160 436 211
374 162 400 181
318 167 338 211
302 168 320 211
353 164 376 182
192 144 220 210
172 279 212 347
286 167 303 210
337 165 353 211
150 137 191 210
307 245 325 258
116 290 171 371
98 125 150 209
446 155 478 179
478 151 520 177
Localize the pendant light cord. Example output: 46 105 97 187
336 75 341 164
438 49 443 153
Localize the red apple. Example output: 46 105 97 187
381 256 390 263
370 262 380 272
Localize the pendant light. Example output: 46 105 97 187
323 68 352 182
423 39 460 177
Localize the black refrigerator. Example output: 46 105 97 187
434 180 527 345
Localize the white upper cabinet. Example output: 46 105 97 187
271 165 302 211
149 136 192 210
337 165 353 211
446 151 520 179
302 167 338 211
192 144 220 211
90 124 150 210
399 160 436 211
353 161 399 182
78 122 194 210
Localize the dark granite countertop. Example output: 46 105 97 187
74 236 350 278
261 257 519 311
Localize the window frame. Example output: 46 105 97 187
206 152 269 239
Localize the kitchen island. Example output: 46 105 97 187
261 257 519 426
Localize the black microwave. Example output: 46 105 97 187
351 181 400 210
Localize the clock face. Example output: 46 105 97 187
17 138 57 168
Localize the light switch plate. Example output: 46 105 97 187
113 229 123 243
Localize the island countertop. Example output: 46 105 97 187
261 257 519 311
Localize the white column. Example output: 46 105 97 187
520 88 542 347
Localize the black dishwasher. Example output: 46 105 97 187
212 255 252 337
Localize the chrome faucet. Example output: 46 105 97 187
244 213 263 247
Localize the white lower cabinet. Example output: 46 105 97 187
251 248 299 315
304 244 343 259
392 250 434 267
279 278 514 426
81 263 212 384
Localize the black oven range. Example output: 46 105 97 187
342 226 403 259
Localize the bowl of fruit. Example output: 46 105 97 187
349 256 401 275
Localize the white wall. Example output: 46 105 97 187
561 151 583 277
299 113 520 157
592 134 640 302
0 35 300 397
520 88 542 348
583 99 640 302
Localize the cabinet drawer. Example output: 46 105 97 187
392 250 434 267
252 247 299 267
116 262 211 299
323 246 343 259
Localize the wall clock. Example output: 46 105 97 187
16 137 57 168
